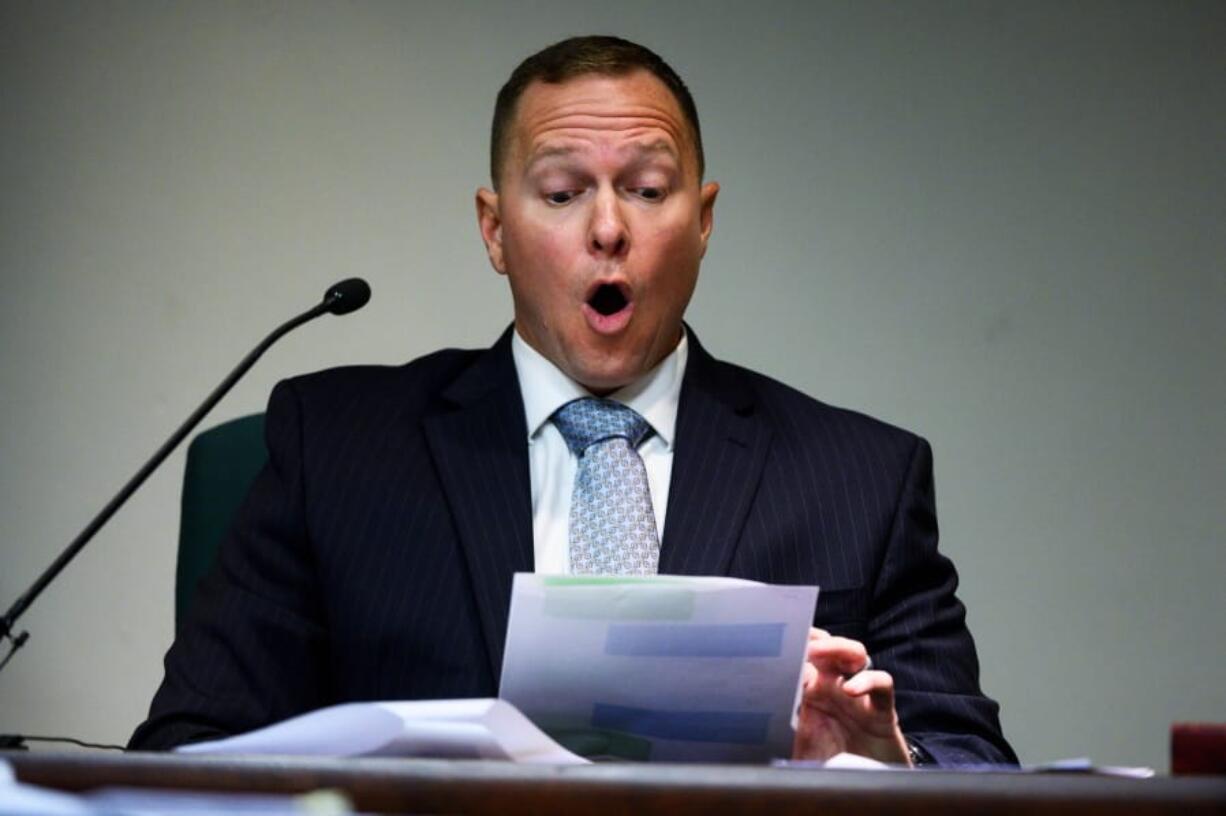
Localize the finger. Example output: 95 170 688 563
808 636 867 660
808 636 870 674
843 668 893 694
842 669 896 708
809 627 830 641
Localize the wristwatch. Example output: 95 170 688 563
906 738 934 767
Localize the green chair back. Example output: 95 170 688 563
176 413 267 629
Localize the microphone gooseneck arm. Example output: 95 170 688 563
0 278 371 673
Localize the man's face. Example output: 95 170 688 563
477 70 719 394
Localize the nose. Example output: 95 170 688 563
587 187 629 258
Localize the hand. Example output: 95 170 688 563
791 628 912 765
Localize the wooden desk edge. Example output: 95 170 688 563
7 751 1226 816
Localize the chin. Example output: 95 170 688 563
570 331 677 393
576 373 633 396
570 358 641 395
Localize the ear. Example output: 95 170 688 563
698 181 719 257
475 187 506 274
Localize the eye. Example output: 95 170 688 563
545 190 577 205
632 187 665 201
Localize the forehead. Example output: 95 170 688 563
509 71 696 174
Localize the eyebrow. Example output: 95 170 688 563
524 145 578 169
525 140 680 172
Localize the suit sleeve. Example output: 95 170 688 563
129 380 332 750
869 437 1019 766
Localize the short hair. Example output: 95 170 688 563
490 35 704 188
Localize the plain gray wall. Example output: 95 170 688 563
1 1 1222 771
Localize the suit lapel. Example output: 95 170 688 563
423 329 533 683
659 331 773 576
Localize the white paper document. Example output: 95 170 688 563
499 574 818 763
177 698 586 764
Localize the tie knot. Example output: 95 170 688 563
551 398 653 455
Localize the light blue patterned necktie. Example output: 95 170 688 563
551 398 660 575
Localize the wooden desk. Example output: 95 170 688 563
7 751 1226 815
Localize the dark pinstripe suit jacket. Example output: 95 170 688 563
131 327 1016 765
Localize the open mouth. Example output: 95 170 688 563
587 283 629 316
582 281 634 334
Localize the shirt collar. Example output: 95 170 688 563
511 327 688 451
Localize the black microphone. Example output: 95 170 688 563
323 277 371 315
0 278 372 673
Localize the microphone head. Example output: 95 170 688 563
323 278 371 315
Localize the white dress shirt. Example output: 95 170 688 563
511 329 688 574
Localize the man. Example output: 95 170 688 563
131 36 1015 766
